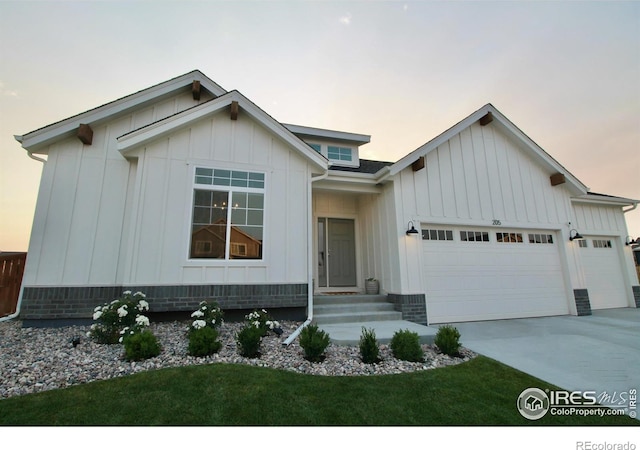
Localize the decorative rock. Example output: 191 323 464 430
0 319 475 400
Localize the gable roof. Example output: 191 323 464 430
283 124 371 146
15 70 227 152
116 90 328 171
385 103 589 196
330 159 393 174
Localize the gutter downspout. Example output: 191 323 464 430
283 169 329 345
623 202 638 214
1 142 46 323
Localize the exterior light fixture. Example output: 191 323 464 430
625 236 638 246
569 229 584 241
406 221 419 236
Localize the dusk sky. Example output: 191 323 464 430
1 0 639 252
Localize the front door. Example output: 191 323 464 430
317 218 356 288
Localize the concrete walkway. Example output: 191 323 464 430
449 308 640 396
318 320 438 346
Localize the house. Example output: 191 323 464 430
13 70 640 325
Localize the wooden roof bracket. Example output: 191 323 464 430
412 156 425 172
479 111 494 126
550 172 566 186
230 101 239 120
77 123 93 145
192 80 201 101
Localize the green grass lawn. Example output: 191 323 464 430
0 356 636 426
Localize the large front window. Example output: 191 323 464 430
190 168 264 260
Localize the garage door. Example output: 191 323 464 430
422 226 570 324
578 237 629 310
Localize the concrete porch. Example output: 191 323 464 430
313 294 438 346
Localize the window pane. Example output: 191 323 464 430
437 230 445 240
229 192 263 259
190 190 229 259
231 208 247 225
248 193 264 209
446 230 453 241
194 190 212 206
247 210 263 226
430 230 437 240
193 206 211 224
233 192 247 208
195 167 213 177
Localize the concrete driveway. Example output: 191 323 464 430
450 308 640 396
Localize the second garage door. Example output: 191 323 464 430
422 226 570 324
578 236 630 310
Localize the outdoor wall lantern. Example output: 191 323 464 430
406 221 419 236
625 236 638 246
569 229 585 241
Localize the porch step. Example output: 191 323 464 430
313 294 402 325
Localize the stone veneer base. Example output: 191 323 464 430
387 293 428 325
573 289 592 316
19 283 308 320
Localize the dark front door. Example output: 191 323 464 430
318 218 356 287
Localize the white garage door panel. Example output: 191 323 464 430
580 238 629 310
423 227 569 324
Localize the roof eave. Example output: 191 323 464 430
283 123 371 146
117 91 328 171
571 194 639 207
18 70 226 152
387 104 588 195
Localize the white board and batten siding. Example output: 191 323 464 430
572 202 637 309
23 91 218 287
397 121 576 323
124 109 311 286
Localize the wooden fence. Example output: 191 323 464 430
0 253 27 318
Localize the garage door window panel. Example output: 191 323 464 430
422 229 453 241
496 232 523 243
528 233 554 244
460 231 490 242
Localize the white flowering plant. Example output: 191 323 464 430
187 300 223 357
188 301 223 332
88 291 151 344
245 309 282 337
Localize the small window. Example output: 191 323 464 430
593 239 612 249
528 233 554 244
195 168 265 189
327 146 353 161
496 232 523 243
460 231 489 242
578 240 588 248
309 143 322 153
422 229 453 241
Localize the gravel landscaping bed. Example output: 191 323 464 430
0 319 476 400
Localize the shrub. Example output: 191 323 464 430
359 327 380 364
190 301 224 330
299 324 330 363
88 291 150 344
245 309 282 336
188 327 222 357
390 329 424 362
123 329 161 361
236 325 263 358
434 324 461 357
